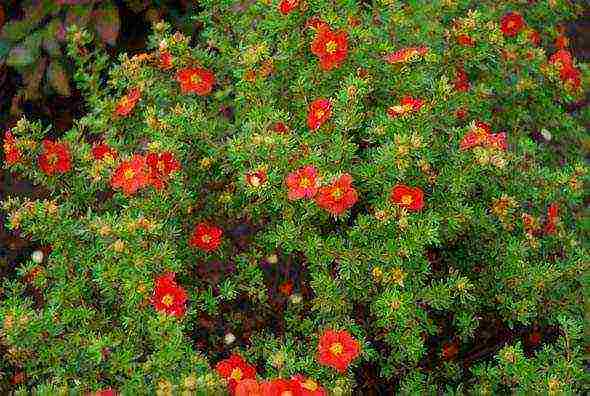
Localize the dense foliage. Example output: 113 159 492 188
1 0 588 394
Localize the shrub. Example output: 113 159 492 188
1 0 588 394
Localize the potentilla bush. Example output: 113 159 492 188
1 0 589 394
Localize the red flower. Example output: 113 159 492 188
317 329 361 373
272 121 290 134
235 379 263 396
279 0 299 14
500 12 525 37
292 375 326 396
310 27 348 71
315 174 358 216
528 30 541 46
38 139 71 175
279 280 294 296
246 169 268 187
159 51 173 70
385 46 428 64
306 17 330 32
549 49 573 68
559 64 581 90
554 35 569 49
459 121 491 151
215 354 257 395
92 142 118 161
110 154 148 195
176 67 215 95
442 341 459 360
387 96 424 118
146 151 181 189
151 272 188 318
114 87 141 117
455 107 468 119
390 184 425 212
286 165 319 200
189 222 223 252
544 202 559 235
486 132 508 151
454 67 470 92
307 99 332 130
3 130 21 165
90 389 118 396
456 34 475 47
262 378 302 396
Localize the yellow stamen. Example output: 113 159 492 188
299 177 311 188
302 379 318 391
190 73 202 85
230 367 243 381
329 342 343 355
331 188 343 200
161 294 173 307
124 169 135 180
401 194 414 205
325 40 338 54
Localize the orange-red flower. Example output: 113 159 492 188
3 130 21 165
456 34 475 47
286 165 319 200
146 151 181 189
235 379 263 396
279 0 299 14
292 375 326 396
460 121 507 151
307 99 332 130
189 222 223 252
176 67 215 95
554 34 569 49
151 272 188 318
544 202 559 235
528 30 541 46
306 17 330 32
263 378 302 396
159 51 173 70
246 169 268 188
454 67 470 92
272 121 290 134
38 139 71 175
310 27 348 71
500 12 525 37
317 329 361 373
315 174 358 216
549 49 573 69
385 46 428 64
390 184 425 212
114 88 141 117
92 142 117 161
110 154 148 196
215 354 257 395
279 280 294 296
387 96 424 118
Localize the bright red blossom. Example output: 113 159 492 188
310 27 348 71
315 174 358 216
215 354 257 395
279 0 299 15
159 51 173 70
3 130 21 165
114 87 141 117
390 184 425 212
544 202 559 235
456 34 475 47
189 222 223 252
176 67 215 95
92 143 117 161
317 329 361 372
235 379 263 396
387 96 424 118
454 67 470 92
286 165 319 200
460 121 507 151
146 151 181 189
263 378 302 396
38 139 71 175
528 30 541 46
272 121 290 134
385 46 428 64
110 154 148 195
151 272 188 318
307 99 332 130
555 35 569 49
500 12 525 37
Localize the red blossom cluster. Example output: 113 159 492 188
176 66 216 95
114 87 142 117
278 0 299 15
3 130 21 165
110 151 181 195
214 329 359 395
39 139 72 175
189 222 223 252
500 12 525 37
459 121 507 151
549 49 581 90
310 22 348 71
151 272 188 318
385 46 429 64
307 98 332 130
390 184 425 212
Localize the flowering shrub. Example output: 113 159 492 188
1 1 589 394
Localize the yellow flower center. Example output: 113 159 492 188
299 177 311 188
47 153 58 166
249 175 261 187
401 194 414 205
302 379 318 391
190 73 202 85
201 234 211 243
157 160 166 173
281 392 293 396
325 40 338 54
230 367 243 381
331 188 343 200
329 342 344 355
124 169 135 180
161 294 174 307
315 109 325 119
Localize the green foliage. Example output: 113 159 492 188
1 0 588 394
